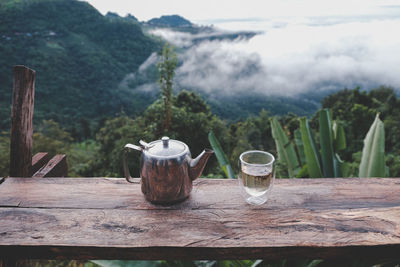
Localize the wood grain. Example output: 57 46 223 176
0 177 399 260
9 66 35 177
1 178 399 211
31 153 50 176
32 155 68 178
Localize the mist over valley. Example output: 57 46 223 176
123 13 400 119
1 0 399 126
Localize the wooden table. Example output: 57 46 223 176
0 177 399 262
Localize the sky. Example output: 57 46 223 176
86 0 400 97
85 0 400 24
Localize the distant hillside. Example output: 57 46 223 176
146 15 193 27
0 0 160 129
0 1 321 132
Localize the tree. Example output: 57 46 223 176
157 43 177 131
33 120 73 156
87 90 229 177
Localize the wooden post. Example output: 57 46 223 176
9 65 35 177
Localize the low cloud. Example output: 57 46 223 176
149 28 194 47
132 17 400 97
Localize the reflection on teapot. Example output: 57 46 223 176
122 136 213 204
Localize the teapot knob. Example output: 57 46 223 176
162 136 169 148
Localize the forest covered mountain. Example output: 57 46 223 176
146 15 193 27
0 0 160 129
0 0 319 132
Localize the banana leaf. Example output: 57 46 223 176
270 117 301 177
359 114 385 177
333 153 344 177
333 121 346 151
299 117 323 178
319 109 335 177
208 131 235 178
294 129 306 166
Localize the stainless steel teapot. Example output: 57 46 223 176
122 136 213 204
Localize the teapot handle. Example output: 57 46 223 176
123 144 142 184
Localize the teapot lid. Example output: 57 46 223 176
146 137 188 157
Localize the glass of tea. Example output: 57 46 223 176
238 150 275 205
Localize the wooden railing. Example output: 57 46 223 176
9 66 67 178
0 177 399 264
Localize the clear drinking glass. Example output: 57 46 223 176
238 150 275 205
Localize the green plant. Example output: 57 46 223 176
157 43 178 131
299 117 323 178
208 131 235 178
270 117 301 178
359 114 386 177
271 109 347 178
299 109 348 178
271 109 387 178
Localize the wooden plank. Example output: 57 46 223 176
31 153 50 176
0 178 399 260
0 178 399 211
9 65 35 177
32 155 67 178
0 206 399 260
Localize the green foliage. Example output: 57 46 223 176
67 140 99 177
271 109 351 178
0 1 398 185
31 120 99 177
386 154 400 177
294 129 306 165
332 121 346 151
0 0 160 129
323 86 399 176
270 117 301 178
299 117 323 178
0 131 10 177
208 94 318 123
208 131 235 178
319 109 335 177
86 115 142 177
0 0 321 133
0 119 100 178
271 92 395 178
322 86 397 158
87 90 228 177
157 43 178 131
227 109 275 173
147 15 193 27
32 120 72 156
359 114 386 177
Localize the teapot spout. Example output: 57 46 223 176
189 149 214 181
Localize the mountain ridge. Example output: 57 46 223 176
0 0 160 129
0 0 320 131
146 15 193 27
